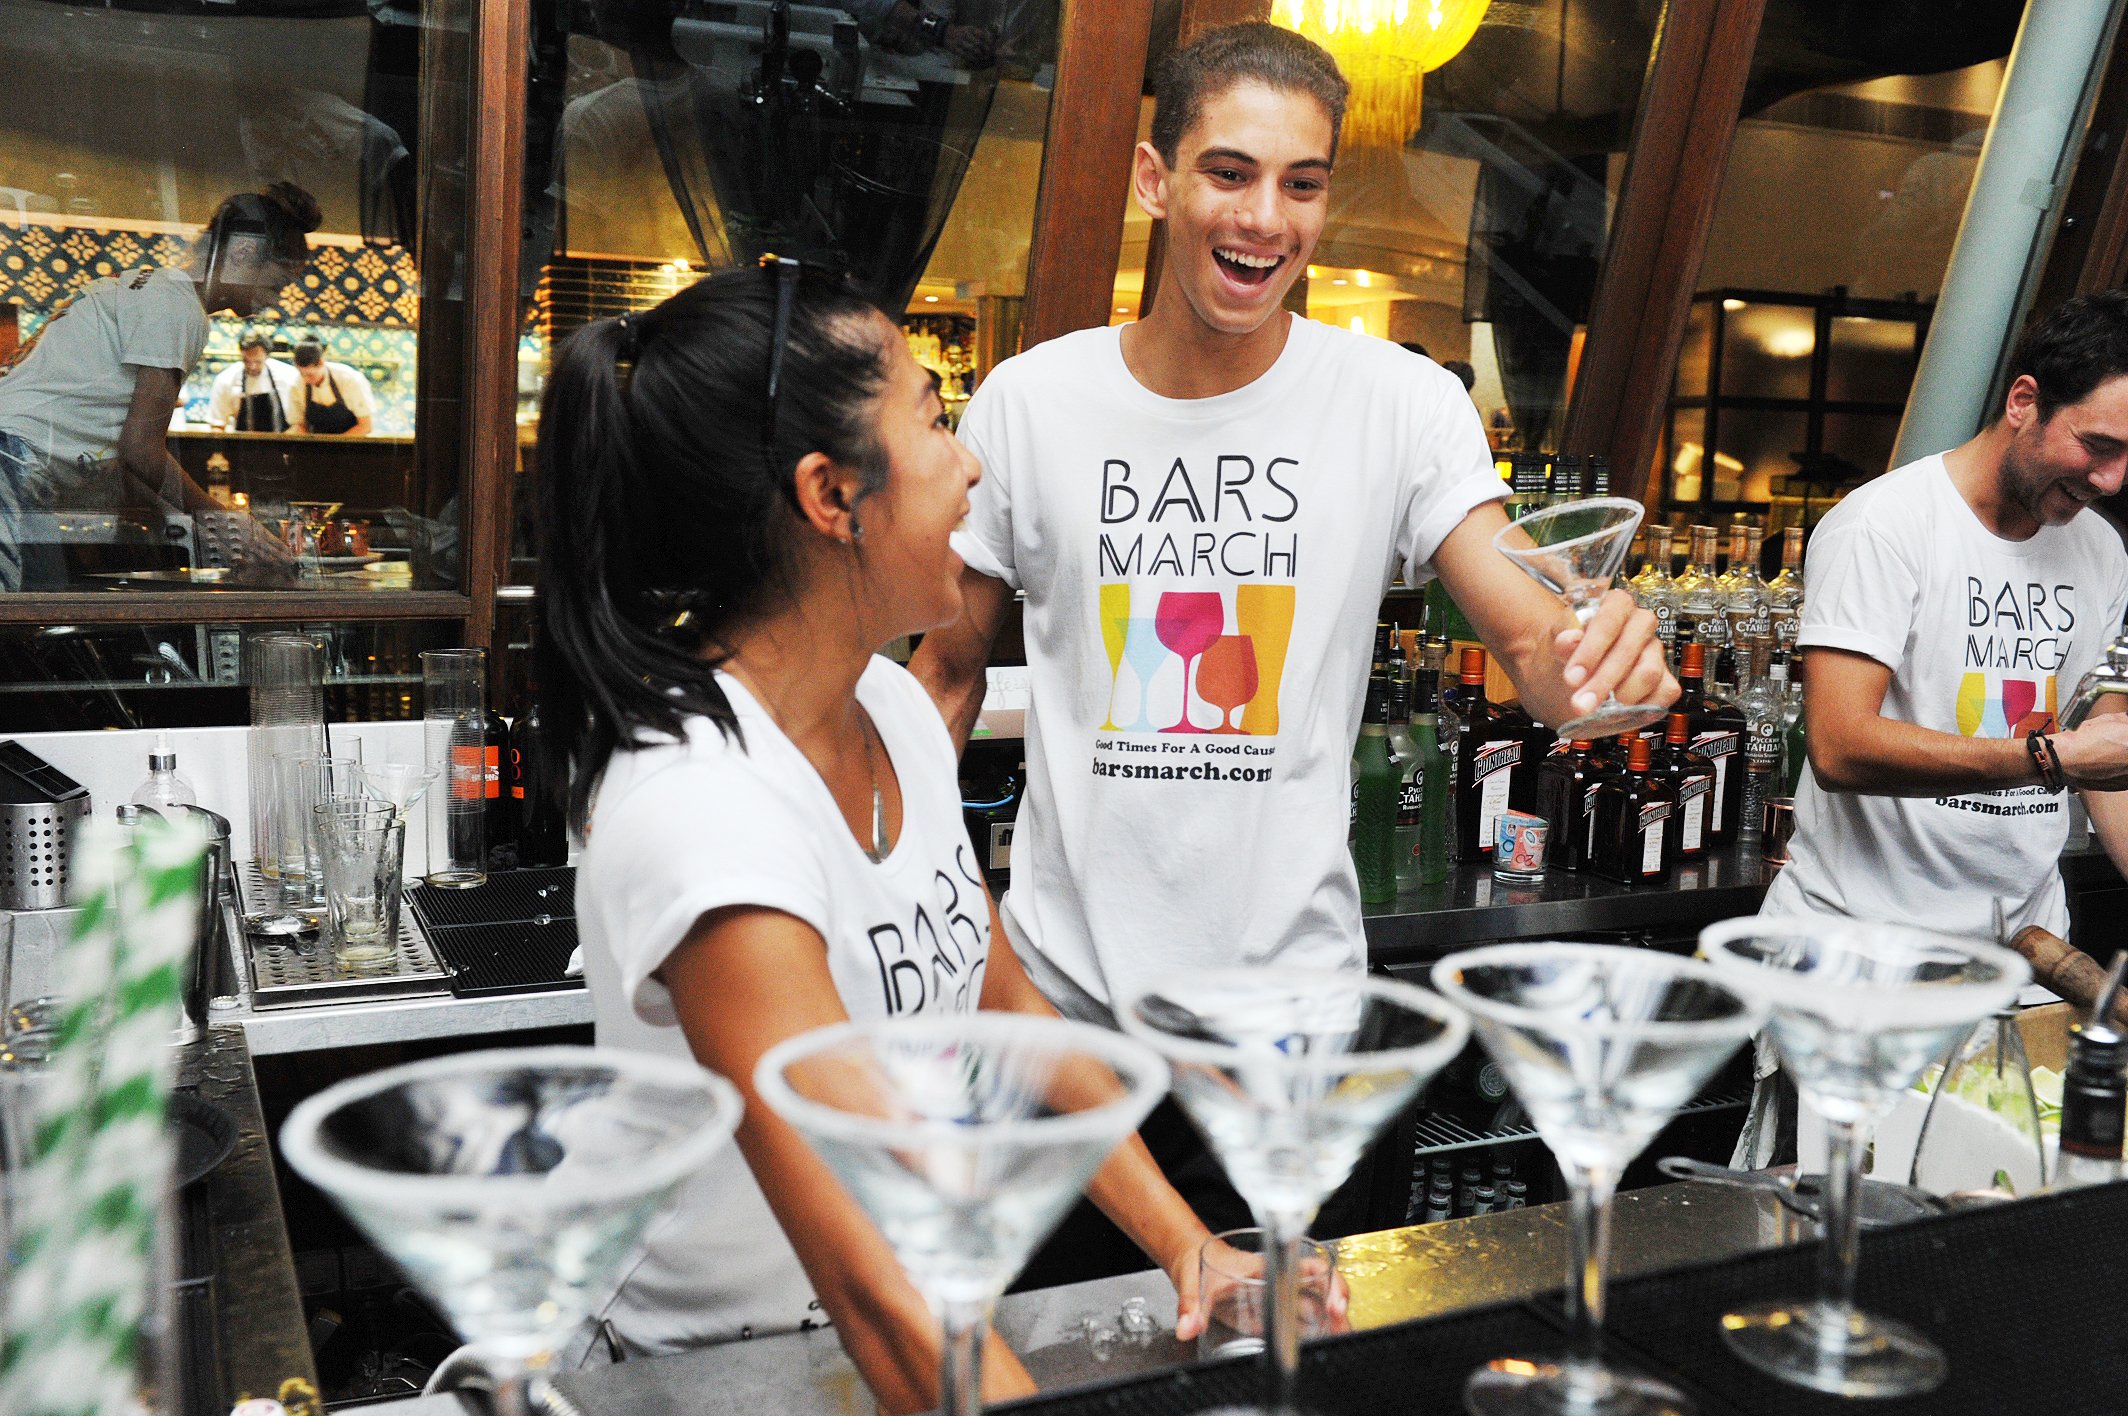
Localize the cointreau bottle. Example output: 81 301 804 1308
1588 734 1676 885
1649 711 1715 861
1677 641 1746 846
1447 648 1520 861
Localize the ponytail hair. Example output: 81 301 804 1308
534 263 893 831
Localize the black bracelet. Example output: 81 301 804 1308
2028 730 2065 792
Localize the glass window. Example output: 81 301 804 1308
0 620 458 731
509 0 1063 582
0 0 474 597
1666 9 2025 521
1112 4 1663 453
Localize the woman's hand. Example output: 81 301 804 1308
1170 1233 1353 1344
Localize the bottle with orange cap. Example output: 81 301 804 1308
1677 640 1746 845
1444 645 1521 861
1587 733 1677 885
1649 711 1716 861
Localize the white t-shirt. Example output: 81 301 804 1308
577 657 990 1353
0 266 207 481
951 316 1506 1020
292 361 376 426
1763 455 2128 938
207 358 301 429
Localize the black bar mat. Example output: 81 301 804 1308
423 917 583 998
998 1300 1602 1416
1577 1184 2128 1416
406 865 575 929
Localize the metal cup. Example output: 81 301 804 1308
1761 796 1796 864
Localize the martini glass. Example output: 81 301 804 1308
361 761 440 822
1493 497 1668 739
1433 943 1763 1416
280 1046 740 1416
1120 967 1469 1415
1698 918 2028 1397
756 1014 1167 1416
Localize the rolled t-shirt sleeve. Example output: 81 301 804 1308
590 763 832 1027
950 382 1019 590
1393 369 1507 585
1795 518 1920 669
116 272 206 374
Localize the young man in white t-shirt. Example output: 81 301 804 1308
1766 291 2128 939
206 331 300 430
910 24 1672 1246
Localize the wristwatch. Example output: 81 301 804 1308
915 10 948 46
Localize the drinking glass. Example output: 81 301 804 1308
1492 497 1668 739
265 753 363 931
1154 592 1225 733
313 798 405 972
1198 636 1260 734
0 911 56 1061
421 649 490 888
360 761 439 822
280 1047 741 1416
1433 943 1763 1416
1699 918 2028 1397
247 632 327 919
1199 1228 1337 1362
1120 967 1469 1415
756 1014 1167 1416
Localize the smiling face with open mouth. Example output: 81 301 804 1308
2000 371 2128 530
1137 80 1336 341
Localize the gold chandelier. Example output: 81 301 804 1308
1275 0 1491 148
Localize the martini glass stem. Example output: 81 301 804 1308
1563 1161 1619 1399
1818 1115 1865 1331
1262 1208 1310 1413
938 1297 989 1416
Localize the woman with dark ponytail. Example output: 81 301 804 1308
541 262 1218 1407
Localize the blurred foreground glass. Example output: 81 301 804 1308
313 798 404 972
1699 918 2026 1397
421 648 488 888
1199 1228 1337 1363
1120 968 1467 1416
756 1014 1166 1416
1433 943 1762 1416
280 1047 740 1416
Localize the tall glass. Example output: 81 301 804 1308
280 1047 741 1416
1699 918 2027 1397
246 632 326 910
1120 968 1468 1415
756 1015 1167 1416
1433 943 1763 1416
313 798 405 972
421 648 489 888
264 753 363 931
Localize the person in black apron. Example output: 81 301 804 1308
213 332 293 431
292 338 368 435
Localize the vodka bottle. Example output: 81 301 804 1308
1766 525 1806 653
1672 525 1729 656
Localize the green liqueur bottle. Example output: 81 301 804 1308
1351 672 1402 904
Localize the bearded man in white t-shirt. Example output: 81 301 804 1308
910 22 1673 1253
1766 292 2128 939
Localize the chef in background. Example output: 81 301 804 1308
290 338 375 436
207 331 299 431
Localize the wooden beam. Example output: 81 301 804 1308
0 593 472 626
461 0 531 654
1020 0 1160 347
1560 0 1770 504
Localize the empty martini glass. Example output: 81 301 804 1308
1698 918 2028 1397
756 1014 1167 1416
281 1046 740 1416
360 761 439 822
1120 967 1469 1415
1433 943 1763 1416
1493 496 1668 739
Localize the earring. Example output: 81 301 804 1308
848 514 865 546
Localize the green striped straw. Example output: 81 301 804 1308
1 812 204 1416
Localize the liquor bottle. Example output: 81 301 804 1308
1386 673 1423 892
1738 650 1792 845
1546 453 1584 509
1649 712 1715 861
1677 641 1746 845
1372 620 1396 671
1587 454 1611 497
2053 1010 2126 1190
1587 734 1676 885
1766 525 1806 653
1536 738 1599 871
1351 673 1402 904
485 709 519 871
1447 648 1520 861
1723 524 1773 655
513 697 569 868
1406 666 1452 888
1629 526 1677 662
1673 526 1731 658
1510 710 1557 815
1779 651 1809 796
1711 641 1741 706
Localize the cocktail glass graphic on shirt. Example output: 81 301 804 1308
1198 635 1260 734
1234 583 1295 736
1156 591 1226 733
1099 583 1131 732
1954 673 2053 737
1120 618 1170 733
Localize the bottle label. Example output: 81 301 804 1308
1677 774 1710 851
1474 740 1522 779
483 745 502 801
510 747 525 800
1638 802 1672 874
1746 716 1781 767
1398 769 1423 826
450 745 483 801
1584 782 1604 856
1693 731 1738 830
1477 768 1511 853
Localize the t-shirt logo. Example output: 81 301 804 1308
1098 581 1294 735
1956 577 2073 736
